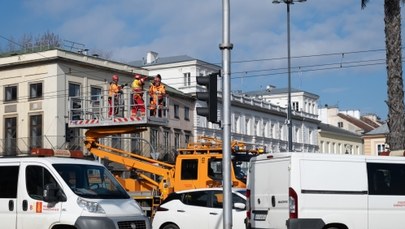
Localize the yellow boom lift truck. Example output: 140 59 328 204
36 88 263 217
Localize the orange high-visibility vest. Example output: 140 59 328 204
109 82 120 97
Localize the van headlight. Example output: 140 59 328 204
77 197 105 214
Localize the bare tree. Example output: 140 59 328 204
19 33 33 51
34 31 62 49
6 36 17 52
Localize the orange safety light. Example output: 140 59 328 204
31 148 54 157
31 148 84 158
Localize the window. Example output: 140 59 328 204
90 87 102 101
367 163 405 195
181 159 198 180
69 83 81 120
182 191 208 207
255 120 260 136
245 118 250 135
0 166 19 198
295 127 300 143
131 132 142 153
208 158 222 180
112 134 121 149
184 106 190 120
5 85 17 102
53 164 128 199
69 83 81 97
212 191 224 208
184 132 191 146
377 144 387 155
269 123 276 138
26 165 58 200
183 72 191 86
30 115 42 149
163 130 170 155
235 116 241 133
29 82 43 99
174 104 180 119
4 117 17 155
174 132 180 149
292 102 299 111
150 129 159 150
212 190 245 209
338 122 343 128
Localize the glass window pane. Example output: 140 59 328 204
0 166 19 198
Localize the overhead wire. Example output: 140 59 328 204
0 33 396 101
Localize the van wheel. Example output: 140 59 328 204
162 223 179 229
325 224 347 229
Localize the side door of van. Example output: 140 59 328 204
367 162 405 229
0 163 20 229
249 158 290 229
16 163 65 229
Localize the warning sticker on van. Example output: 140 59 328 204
36 202 42 213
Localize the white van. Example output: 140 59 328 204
246 153 405 229
0 156 151 229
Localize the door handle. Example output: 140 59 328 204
22 200 28 211
8 200 14 211
177 210 185 212
209 212 218 215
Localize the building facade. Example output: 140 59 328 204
363 123 388 156
0 49 194 158
133 53 320 152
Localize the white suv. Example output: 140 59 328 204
152 188 246 229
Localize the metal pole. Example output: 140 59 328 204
220 0 233 228
287 2 293 151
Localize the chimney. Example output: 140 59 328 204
146 51 159 64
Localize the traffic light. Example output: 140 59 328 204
196 72 219 123
65 125 74 142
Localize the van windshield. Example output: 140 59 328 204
53 164 130 199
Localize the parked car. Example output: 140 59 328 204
152 188 246 229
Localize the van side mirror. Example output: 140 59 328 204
43 183 66 203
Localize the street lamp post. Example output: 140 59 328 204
272 0 306 152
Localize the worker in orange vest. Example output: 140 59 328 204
148 74 166 116
131 74 147 116
108 74 123 116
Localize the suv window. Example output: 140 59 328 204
0 166 19 198
367 163 405 195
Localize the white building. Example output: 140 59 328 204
132 53 320 152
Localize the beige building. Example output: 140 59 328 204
318 106 379 135
318 123 363 155
363 123 388 156
0 49 194 158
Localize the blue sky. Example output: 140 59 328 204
0 0 401 120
